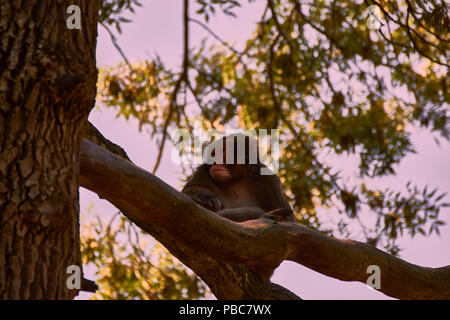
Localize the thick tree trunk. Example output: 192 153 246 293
0 1 100 299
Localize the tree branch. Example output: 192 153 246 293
151 0 190 174
189 18 241 55
364 0 449 67
80 137 300 299
80 138 450 300
84 121 131 161
100 22 132 68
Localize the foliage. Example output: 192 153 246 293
93 0 449 296
195 0 245 21
99 0 142 34
81 211 209 300
98 59 178 133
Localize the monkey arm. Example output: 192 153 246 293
181 164 213 195
217 206 265 222
182 167 224 212
183 186 223 212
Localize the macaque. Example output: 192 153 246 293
182 133 295 223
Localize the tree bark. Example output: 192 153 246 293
0 0 100 299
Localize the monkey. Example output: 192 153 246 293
182 133 295 223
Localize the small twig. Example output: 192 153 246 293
404 0 449 43
268 0 295 54
152 0 190 174
189 18 242 55
363 0 449 67
405 10 449 67
186 80 207 117
100 22 132 68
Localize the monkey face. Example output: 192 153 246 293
209 142 250 183
205 133 260 183
210 164 233 183
209 146 243 183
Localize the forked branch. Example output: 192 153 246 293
79 137 450 300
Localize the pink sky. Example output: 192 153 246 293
79 1 450 299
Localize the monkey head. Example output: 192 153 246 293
204 133 260 184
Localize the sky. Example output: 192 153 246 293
78 1 450 300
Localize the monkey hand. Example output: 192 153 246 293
190 191 223 212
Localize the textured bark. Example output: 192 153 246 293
80 138 450 300
0 1 100 299
84 121 130 161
